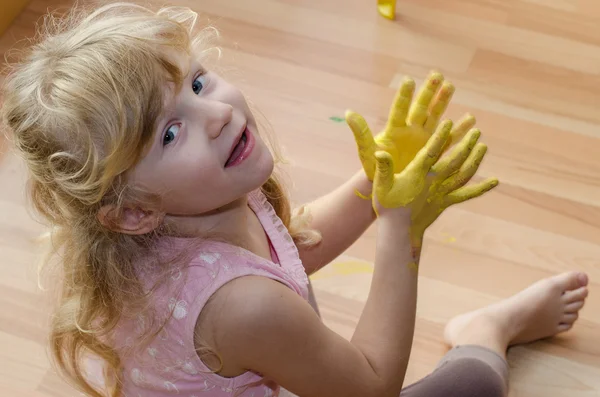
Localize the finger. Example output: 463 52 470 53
424 81 455 134
445 177 499 206
431 128 481 179
440 142 488 193
374 151 395 199
446 113 477 150
411 119 452 172
407 71 444 126
346 110 377 175
387 77 416 130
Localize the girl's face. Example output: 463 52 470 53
130 52 274 217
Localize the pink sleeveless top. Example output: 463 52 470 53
113 190 309 396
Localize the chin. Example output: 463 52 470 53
252 147 275 188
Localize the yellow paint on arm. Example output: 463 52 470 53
407 262 419 273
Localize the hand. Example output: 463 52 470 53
346 71 476 182
372 119 499 249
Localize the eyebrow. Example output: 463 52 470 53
153 58 198 151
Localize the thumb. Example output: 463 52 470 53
346 110 377 178
346 110 376 151
374 151 395 204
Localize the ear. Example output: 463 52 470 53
97 205 162 235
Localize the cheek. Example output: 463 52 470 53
224 84 250 112
148 145 218 192
171 154 222 190
159 161 227 212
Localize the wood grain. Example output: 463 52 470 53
0 0 598 396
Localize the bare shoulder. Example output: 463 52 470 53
193 276 383 397
193 276 317 376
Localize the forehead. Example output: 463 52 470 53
159 50 194 110
159 47 208 96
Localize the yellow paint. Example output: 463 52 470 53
344 70 499 280
310 260 374 281
346 71 477 183
364 94 498 248
309 259 421 279
407 262 419 273
442 232 457 243
372 120 452 209
353 188 372 201
377 0 396 20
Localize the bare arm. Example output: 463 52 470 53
197 212 419 397
296 169 376 275
295 73 476 275
196 120 497 397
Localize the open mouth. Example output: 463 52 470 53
225 128 253 168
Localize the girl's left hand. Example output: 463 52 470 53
372 121 499 250
345 71 477 182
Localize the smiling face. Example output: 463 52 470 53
129 51 274 218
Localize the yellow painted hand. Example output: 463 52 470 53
373 120 499 248
346 71 476 182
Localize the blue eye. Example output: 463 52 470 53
192 74 206 95
163 124 180 146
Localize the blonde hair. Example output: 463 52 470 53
0 2 320 396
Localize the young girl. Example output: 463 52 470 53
1 3 589 397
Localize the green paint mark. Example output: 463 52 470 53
329 116 345 123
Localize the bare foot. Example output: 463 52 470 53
444 272 589 352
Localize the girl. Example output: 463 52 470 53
1 2 589 397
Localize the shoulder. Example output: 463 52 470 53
193 275 318 369
196 275 313 340
192 276 384 397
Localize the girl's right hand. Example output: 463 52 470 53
372 119 498 246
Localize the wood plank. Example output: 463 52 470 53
0 0 598 396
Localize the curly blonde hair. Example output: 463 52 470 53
0 2 320 396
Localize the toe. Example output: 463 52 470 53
565 300 585 313
557 323 573 333
555 271 588 292
561 312 579 324
563 286 588 303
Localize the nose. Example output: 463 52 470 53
204 100 233 139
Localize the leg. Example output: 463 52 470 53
444 271 589 361
281 346 508 397
400 345 508 397
400 271 588 397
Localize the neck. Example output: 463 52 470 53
162 195 254 247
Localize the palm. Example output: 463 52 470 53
346 71 477 181
373 120 498 248
373 124 431 175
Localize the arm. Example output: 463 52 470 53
296 169 375 275
199 216 419 397
196 122 498 397
297 72 476 274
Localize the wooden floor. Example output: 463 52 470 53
1 0 599 396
